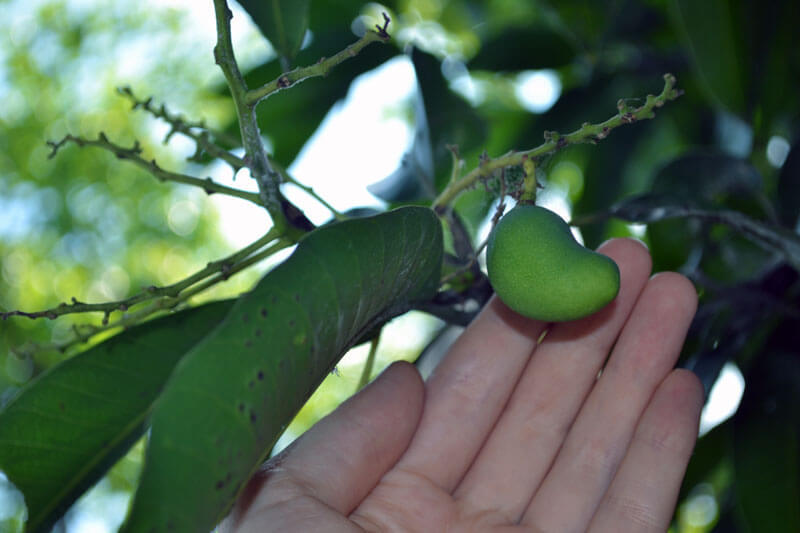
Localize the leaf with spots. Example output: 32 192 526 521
0 300 235 533
122 206 443 533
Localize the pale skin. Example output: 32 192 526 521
223 238 704 532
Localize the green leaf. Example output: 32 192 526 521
610 194 800 272
670 0 746 114
733 349 800 531
239 0 311 67
122 206 443 532
777 138 800 230
469 25 575 71
0 300 235 533
643 151 765 272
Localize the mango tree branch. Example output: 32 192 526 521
2 227 283 324
245 14 392 106
213 0 286 226
433 74 684 210
46 133 262 205
117 86 245 172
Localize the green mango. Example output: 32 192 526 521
486 205 620 321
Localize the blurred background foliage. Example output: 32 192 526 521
1 0 799 531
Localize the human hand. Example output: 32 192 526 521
223 238 703 532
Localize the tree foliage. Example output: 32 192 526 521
1 0 799 531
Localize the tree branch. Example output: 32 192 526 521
46 133 262 205
246 13 392 106
117 86 244 171
2 227 283 324
432 73 684 209
213 0 285 225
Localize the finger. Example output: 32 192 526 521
394 292 549 491
589 369 703 532
227 361 424 529
523 272 697 532
453 238 652 521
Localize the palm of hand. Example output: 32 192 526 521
224 239 703 533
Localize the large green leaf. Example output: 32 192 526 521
239 0 311 67
469 25 575 71
122 206 443 532
644 151 765 273
733 348 800 531
0 300 235 533
670 0 746 114
610 194 800 272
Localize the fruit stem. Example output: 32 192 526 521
518 157 537 205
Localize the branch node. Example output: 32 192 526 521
375 12 391 40
277 75 291 88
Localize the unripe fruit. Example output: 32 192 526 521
486 205 620 322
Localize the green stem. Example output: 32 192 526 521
246 20 391 106
47 134 261 205
433 74 683 210
519 158 537 205
271 160 345 219
355 330 381 391
2 227 283 322
13 237 294 356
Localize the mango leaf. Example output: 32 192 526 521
733 348 800 531
239 0 311 67
122 206 443 532
647 151 763 279
469 25 575 71
670 0 746 114
777 137 800 229
610 194 800 271
0 300 235 533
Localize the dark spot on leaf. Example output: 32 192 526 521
279 359 287 371
294 294 300 302
260 307 268 318
242 314 249 323
257 370 264 380
248 380 254 388
238 403 245 412
226 472 232 482
250 412 257 423
245 340 252 348
271 295 278 304
254 328 261 337
215 480 224 490
289 319 295 328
